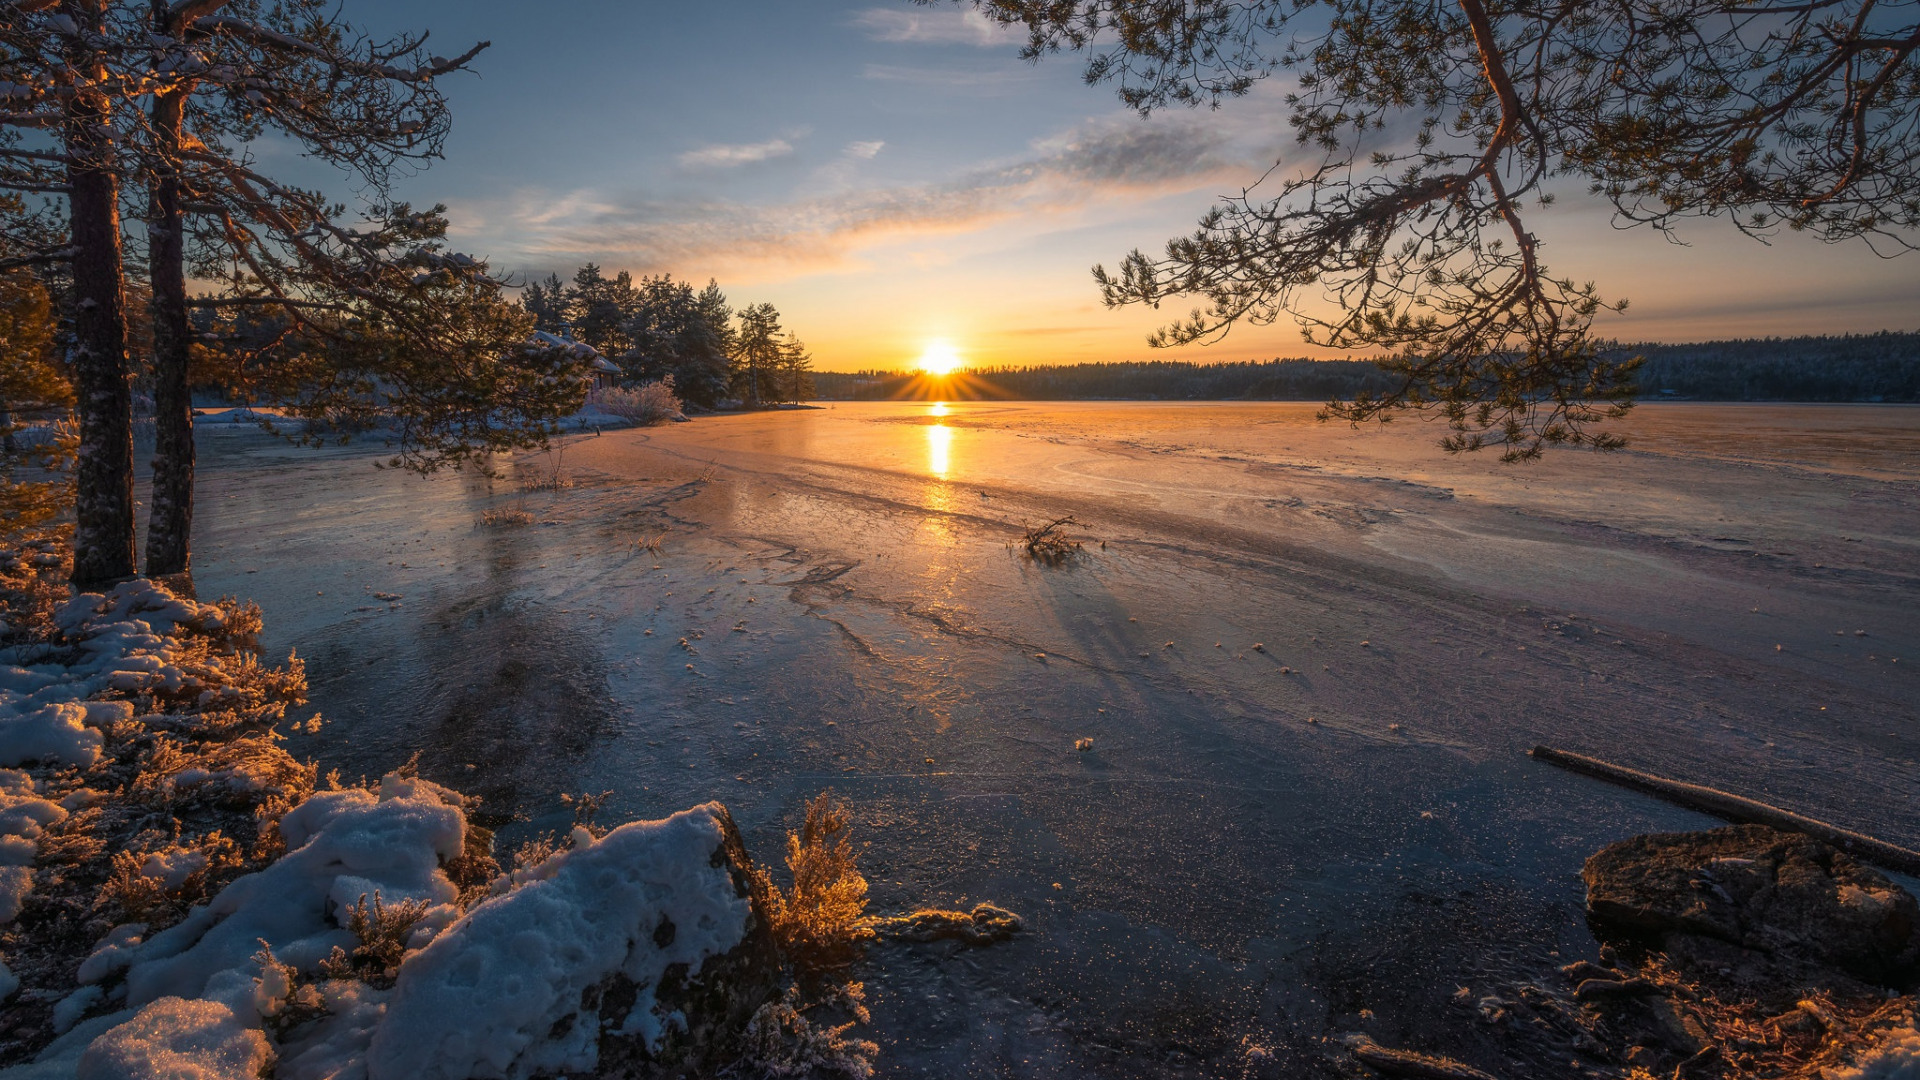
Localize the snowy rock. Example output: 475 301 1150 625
74 997 272 1080
120 774 466 1007
366 802 779 1080
1584 825 1920 985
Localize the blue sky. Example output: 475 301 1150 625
327 0 1920 371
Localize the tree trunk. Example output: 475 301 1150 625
64 0 137 587
145 87 193 577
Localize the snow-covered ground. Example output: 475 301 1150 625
181 402 1920 1077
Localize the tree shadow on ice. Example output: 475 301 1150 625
410 591 618 821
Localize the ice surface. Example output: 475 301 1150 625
183 401 1920 1078
365 803 751 1080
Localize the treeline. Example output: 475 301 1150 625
521 266 813 408
814 332 1920 402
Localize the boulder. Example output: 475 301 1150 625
1583 825 1919 986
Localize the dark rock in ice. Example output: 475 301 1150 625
1582 824 1919 986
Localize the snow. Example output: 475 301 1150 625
51 987 105 1034
0 704 102 769
273 979 389 1080
0 866 31 923
74 997 272 1080
364 803 752 1080
0 580 247 772
118 775 466 1007
1831 1025 1920 1080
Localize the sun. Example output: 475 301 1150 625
918 341 962 376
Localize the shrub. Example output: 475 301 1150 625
589 379 684 425
751 792 874 976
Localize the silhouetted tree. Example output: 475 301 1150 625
773 332 814 405
138 0 487 576
522 273 568 333
951 0 1920 458
733 302 785 407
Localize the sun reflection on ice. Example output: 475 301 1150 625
926 419 952 478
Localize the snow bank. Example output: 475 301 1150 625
365 803 752 1080
111 774 466 1006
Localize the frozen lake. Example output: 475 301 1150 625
186 401 1920 1077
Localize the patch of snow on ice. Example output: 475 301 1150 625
365 803 751 1080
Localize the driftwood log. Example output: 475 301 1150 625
1530 746 1920 878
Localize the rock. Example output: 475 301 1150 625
1583 825 1919 985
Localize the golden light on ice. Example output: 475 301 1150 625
918 341 962 376
926 423 951 478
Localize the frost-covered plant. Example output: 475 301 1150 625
96 830 244 925
319 892 432 987
751 792 874 976
724 983 878 1080
589 379 683 425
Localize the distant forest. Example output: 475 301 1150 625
814 332 1920 403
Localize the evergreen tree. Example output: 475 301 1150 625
522 274 568 333
619 274 732 408
732 302 785 407
774 332 814 405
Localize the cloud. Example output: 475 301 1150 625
858 63 1040 92
677 138 795 170
475 113 1254 283
850 8 1014 47
844 140 885 160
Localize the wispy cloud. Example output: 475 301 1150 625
844 140 885 160
477 114 1252 283
677 138 796 170
850 7 1015 47
858 63 1040 93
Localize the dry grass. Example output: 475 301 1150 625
634 532 666 554
1015 516 1084 566
1614 962 1915 1080
478 507 536 527
751 792 875 976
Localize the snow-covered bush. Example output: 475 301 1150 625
588 379 684 425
